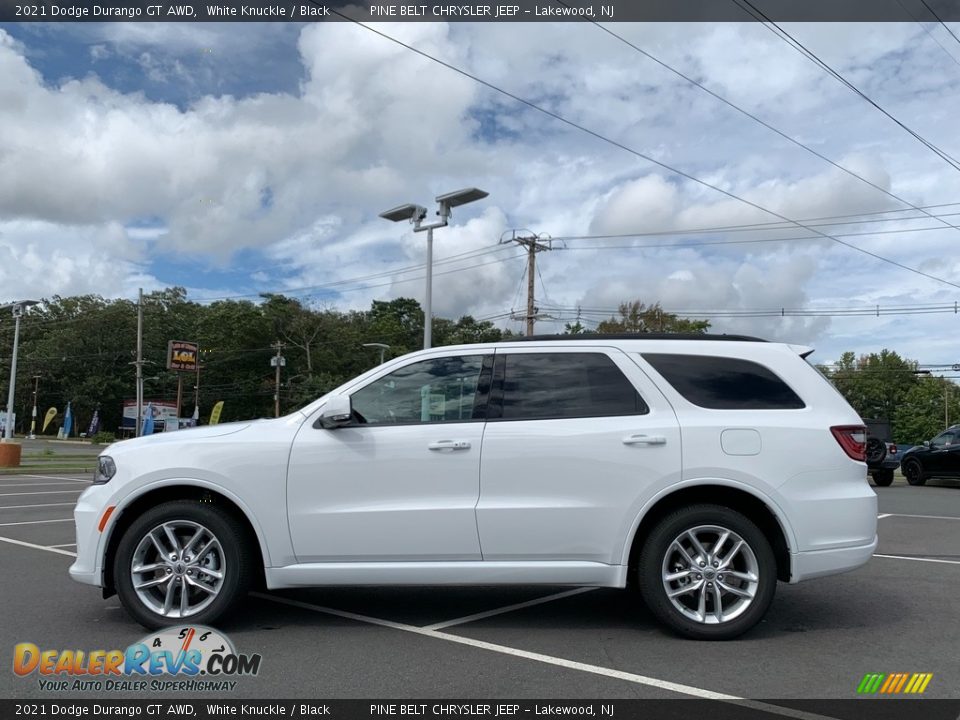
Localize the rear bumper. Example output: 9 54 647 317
790 535 877 583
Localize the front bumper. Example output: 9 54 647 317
68 484 109 587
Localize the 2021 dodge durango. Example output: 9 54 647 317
70 334 877 640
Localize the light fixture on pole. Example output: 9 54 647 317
362 342 391 365
2 300 40 442
379 187 488 349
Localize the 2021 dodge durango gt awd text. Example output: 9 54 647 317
70 334 877 640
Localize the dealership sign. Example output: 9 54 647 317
121 401 178 430
167 341 199 372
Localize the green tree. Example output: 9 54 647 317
823 350 919 426
893 378 960 444
596 300 710 334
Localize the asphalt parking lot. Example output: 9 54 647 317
1 473 958 707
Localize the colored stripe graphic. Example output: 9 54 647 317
857 673 932 694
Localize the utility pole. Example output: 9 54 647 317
271 341 286 418
30 375 40 439
501 231 553 336
193 359 201 425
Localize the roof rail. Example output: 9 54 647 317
513 333 768 342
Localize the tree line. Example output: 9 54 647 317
0 290 951 444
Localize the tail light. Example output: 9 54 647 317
831 425 867 461
888 443 897 454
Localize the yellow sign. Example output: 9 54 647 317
42 408 58 433
209 401 224 426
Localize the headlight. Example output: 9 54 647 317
94 456 116 485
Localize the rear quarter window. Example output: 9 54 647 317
641 353 806 410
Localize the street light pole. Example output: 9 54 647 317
2 300 39 442
424 226 434 349
380 188 488 350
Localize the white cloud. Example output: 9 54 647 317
2 22 960 366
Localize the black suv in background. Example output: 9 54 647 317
901 425 960 486
864 418 899 487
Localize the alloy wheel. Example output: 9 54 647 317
661 524 760 625
130 520 226 618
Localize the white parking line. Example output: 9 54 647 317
0 490 83 497
878 513 960 521
49 543 77 548
0 538 904 719
16 475 89 482
0 502 77 510
424 588 597 631
0 536 77 557
0 518 73 527
877 513 891 519
0 482 89 488
874 553 960 566
253 593 836 720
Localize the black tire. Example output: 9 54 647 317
113 500 253 630
865 437 887 466
638 504 777 640
902 458 927 487
872 469 895 487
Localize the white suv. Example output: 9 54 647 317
70 334 877 640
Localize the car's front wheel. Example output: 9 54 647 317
902 458 927 486
638 504 777 640
113 500 252 629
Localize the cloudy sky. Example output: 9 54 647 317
1 19 960 366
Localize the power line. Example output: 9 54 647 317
532 299 960 319
895 0 960 68
551 205 960 242
733 0 960 173
918 0 960 49
333 13 960 293
562 0 960 236
556 220 960 251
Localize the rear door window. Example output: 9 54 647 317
493 352 648 420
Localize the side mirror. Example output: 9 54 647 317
924 440 931 447
317 394 352 429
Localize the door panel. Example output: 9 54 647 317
287 422 485 562
286 352 491 563
476 348 681 564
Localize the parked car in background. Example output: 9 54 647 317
863 418 899 487
900 426 960 486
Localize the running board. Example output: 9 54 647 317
265 561 627 589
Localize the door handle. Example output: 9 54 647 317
622 434 667 446
428 440 471 451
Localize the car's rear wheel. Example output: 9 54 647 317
638 504 776 640
902 458 927 486
872 469 894 487
114 500 252 630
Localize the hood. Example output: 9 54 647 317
104 420 254 453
